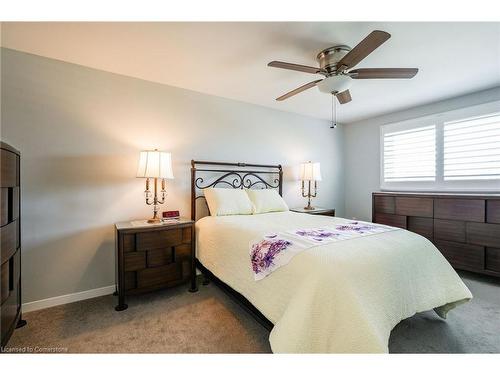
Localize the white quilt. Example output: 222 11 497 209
196 211 472 353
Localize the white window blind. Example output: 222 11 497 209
383 125 436 182
444 113 500 181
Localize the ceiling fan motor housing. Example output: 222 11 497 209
316 45 351 73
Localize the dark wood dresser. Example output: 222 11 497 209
372 192 500 278
1 142 26 348
114 219 196 311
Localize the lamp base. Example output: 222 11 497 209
303 206 315 210
147 217 162 224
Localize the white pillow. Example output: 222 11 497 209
246 189 289 214
203 188 254 216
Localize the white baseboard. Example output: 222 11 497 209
22 285 116 313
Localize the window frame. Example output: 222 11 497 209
380 100 500 193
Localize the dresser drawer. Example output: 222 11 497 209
395 197 433 218
434 219 465 243
434 198 485 222
1 187 20 226
1 221 18 264
0 149 18 188
374 213 406 229
0 250 20 341
137 262 182 288
435 240 484 271
487 200 500 224
1 188 8 226
374 195 395 214
486 248 500 273
136 229 182 251
1 260 10 305
407 217 433 240
466 222 500 248
1 289 20 341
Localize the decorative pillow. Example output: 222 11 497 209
203 188 255 216
245 189 289 214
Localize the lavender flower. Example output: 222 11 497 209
251 238 292 274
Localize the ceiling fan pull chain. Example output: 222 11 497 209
331 92 337 129
335 93 337 127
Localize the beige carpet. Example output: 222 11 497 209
7 278 271 353
6 272 500 353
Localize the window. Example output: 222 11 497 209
383 125 436 182
443 114 500 181
381 101 500 192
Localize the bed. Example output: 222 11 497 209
191 160 472 353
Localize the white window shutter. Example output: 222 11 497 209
383 125 436 182
444 114 500 181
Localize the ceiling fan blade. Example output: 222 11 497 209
268 61 324 74
336 89 352 104
336 30 391 72
276 79 323 101
349 68 418 79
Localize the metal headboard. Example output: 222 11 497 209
191 160 283 221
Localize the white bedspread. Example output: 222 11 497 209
196 211 472 353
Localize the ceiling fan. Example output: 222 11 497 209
268 30 418 104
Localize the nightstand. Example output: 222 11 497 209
114 218 196 311
290 207 336 217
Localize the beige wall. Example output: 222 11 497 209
0 48 345 303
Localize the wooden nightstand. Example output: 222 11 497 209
114 218 196 311
290 207 336 217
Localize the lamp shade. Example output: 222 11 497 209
136 150 174 179
299 162 322 181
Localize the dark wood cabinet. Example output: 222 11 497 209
114 219 197 311
373 192 500 278
1 142 26 348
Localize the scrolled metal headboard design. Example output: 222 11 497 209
191 160 283 220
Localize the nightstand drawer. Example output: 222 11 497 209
147 248 173 267
175 244 191 260
182 227 192 243
136 229 182 251
124 252 146 271
122 234 135 253
137 263 182 288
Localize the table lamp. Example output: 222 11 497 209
299 161 322 210
136 150 174 223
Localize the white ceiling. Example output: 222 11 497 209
2 22 499 123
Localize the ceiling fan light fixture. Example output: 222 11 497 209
317 75 352 94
